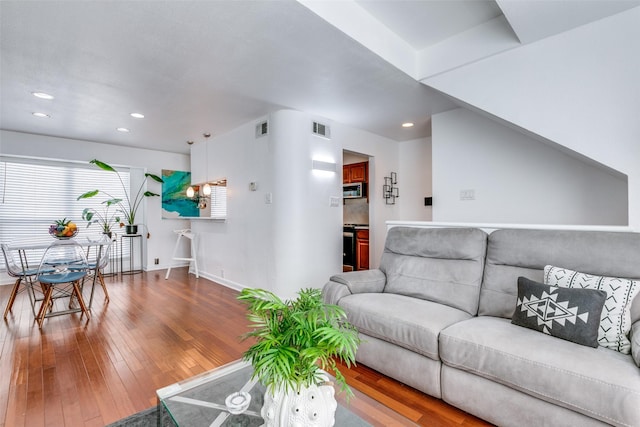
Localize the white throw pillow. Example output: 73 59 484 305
544 265 640 354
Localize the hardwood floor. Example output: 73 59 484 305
1 268 491 426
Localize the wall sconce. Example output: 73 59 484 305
312 159 337 173
383 172 399 205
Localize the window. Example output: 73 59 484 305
210 183 227 219
0 157 130 269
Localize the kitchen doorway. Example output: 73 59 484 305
343 150 370 272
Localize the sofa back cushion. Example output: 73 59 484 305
380 227 487 315
479 228 640 320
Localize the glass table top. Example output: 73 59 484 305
156 359 419 427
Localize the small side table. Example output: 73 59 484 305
120 234 143 275
102 235 120 277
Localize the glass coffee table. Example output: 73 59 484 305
156 359 418 426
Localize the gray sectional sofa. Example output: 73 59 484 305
323 226 640 427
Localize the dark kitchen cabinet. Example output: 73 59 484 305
343 162 368 184
356 229 369 271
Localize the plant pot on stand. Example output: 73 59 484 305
125 224 138 235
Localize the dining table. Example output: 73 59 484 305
4 236 111 321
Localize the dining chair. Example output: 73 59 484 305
35 240 91 328
2 243 40 319
85 236 113 305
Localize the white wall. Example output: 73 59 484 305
424 7 640 229
190 110 407 297
432 108 628 225
271 110 343 297
189 115 274 292
191 110 344 299
0 130 191 272
398 137 432 221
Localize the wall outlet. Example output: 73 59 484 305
154 258 159 265
330 196 340 207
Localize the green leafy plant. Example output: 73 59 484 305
238 287 360 398
77 159 163 225
80 198 121 234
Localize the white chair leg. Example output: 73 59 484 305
191 235 199 278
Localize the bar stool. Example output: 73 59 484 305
165 229 199 279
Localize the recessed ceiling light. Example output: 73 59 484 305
32 112 51 118
130 112 144 119
32 92 54 100
116 127 130 133
402 122 414 128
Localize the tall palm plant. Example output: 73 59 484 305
77 159 163 226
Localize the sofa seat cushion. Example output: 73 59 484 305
440 316 640 427
339 293 472 360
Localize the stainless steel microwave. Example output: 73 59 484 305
343 182 363 198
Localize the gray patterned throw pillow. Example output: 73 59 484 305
544 265 640 354
512 277 606 347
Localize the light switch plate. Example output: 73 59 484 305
460 189 475 201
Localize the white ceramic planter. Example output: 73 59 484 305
261 382 337 427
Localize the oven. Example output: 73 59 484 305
343 226 356 271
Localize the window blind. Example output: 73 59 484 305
0 157 130 269
210 185 227 218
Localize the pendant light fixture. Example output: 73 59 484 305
186 133 212 209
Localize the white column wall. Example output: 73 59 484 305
191 110 344 299
270 110 343 298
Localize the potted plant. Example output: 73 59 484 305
237 287 360 426
79 198 121 238
77 159 163 235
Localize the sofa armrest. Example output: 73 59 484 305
323 269 386 305
330 269 386 294
323 281 352 305
631 320 640 368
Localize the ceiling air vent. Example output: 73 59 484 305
255 121 268 138
312 121 331 139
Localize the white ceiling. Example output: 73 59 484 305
1 0 637 155
356 0 503 50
